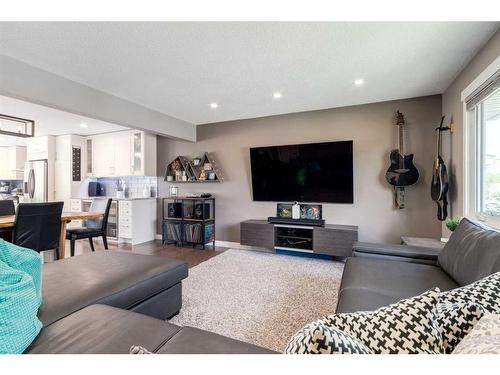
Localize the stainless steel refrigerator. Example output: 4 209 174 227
24 160 49 202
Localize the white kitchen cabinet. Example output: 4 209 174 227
131 131 157 177
88 130 156 177
0 146 26 179
118 199 156 245
114 131 132 176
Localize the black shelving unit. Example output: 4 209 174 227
162 197 215 250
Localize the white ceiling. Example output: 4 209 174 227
0 95 128 146
0 22 498 125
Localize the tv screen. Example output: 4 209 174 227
250 140 353 203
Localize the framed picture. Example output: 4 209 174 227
300 204 322 220
277 203 293 218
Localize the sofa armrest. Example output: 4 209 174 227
352 242 440 265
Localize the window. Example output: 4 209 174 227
464 66 500 227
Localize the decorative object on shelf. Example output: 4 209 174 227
277 203 293 218
164 152 224 183
169 185 179 197
385 111 419 209
292 201 301 219
300 204 322 220
446 217 462 232
0 114 35 138
431 116 452 221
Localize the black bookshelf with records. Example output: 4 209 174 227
162 196 215 250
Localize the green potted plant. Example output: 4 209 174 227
446 217 462 232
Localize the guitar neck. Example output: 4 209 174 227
398 124 404 156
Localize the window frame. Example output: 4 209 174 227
463 56 500 229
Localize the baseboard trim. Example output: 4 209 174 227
154 235 269 252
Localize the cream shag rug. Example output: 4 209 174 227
169 249 344 352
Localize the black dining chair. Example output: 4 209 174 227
0 199 16 241
12 202 64 260
66 198 112 257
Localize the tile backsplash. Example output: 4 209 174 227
79 176 158 198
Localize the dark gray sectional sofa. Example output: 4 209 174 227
336 218 500 313
27 218 499 354
26 251 273 354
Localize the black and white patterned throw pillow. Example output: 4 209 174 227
286 288 444 354
439 272 500 314
285 320 372 354
436 302 485 353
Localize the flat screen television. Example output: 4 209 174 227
250 140 353 203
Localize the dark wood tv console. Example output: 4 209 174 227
240 220 358 257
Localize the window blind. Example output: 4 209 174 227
466 69 500 111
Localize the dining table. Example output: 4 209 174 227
0 211 104 259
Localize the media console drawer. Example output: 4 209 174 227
240 220 358 257
240 220 275 249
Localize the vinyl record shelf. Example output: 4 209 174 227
162 197 215 250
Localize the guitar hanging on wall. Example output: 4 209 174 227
385 111 420 209
431 116 451 221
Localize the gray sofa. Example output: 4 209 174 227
337 218 500 313
25 251 274 354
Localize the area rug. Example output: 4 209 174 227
169 249 344 352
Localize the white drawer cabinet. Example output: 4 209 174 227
68 198 83 228
118 199 156 245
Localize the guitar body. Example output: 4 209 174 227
385 150 420 187
431 154 449 221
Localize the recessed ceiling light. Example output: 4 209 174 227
80 123 88 128
210 102 218 109
354 79 364 86
273 92 282 99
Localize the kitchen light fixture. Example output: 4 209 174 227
273 91 282 99
354 79 364 86
0 114 35 137
210 102 218 109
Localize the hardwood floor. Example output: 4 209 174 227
65 238 227 268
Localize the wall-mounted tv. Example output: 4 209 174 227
249 140 353 203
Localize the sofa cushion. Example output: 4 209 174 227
437 302 485 353
438 218 500 286
297 288 444 354
26 304 181 354
336 257 457 313
156 326 276 354
439 272 500 314
39 251 188 326
452 314 500 354
284 319 373 354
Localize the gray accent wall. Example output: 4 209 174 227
157 95 442 243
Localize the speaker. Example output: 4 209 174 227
193 203 210 220
167 203 183 218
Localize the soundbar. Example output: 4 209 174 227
267 217 325 227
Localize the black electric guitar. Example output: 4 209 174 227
385 111 419 208
431 116 449 221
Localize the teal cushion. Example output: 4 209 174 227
0 239 43 306
0 239 43 354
